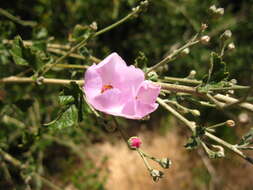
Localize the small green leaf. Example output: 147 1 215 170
10 36 29 66
50 105 78 130
203 52 229 84
134 51 148 70
10 35 49 71
59 95 75 106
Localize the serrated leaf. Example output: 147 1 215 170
59 95 75 106
69 24 93 43
203 52 229 84
10 36 29 66
134 51 148 70
10 35 49 70
50 105 78 130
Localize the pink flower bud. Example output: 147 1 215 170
128 136 142 149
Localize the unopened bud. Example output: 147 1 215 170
191 109 201 117
228 43 235 51
36 76 44 85
216 8 224 16
150 169 164 182
128 136 142 149
209 5 217 12
200 35 210 44
158 158 172 169
230 79 237 85
201 23 208 31
181 48 190 56
228 90 234 95
209 5 224 18
226 120 235 127
238 112 249 123
89 22 98 31
188 70 197 79
221 30 232 40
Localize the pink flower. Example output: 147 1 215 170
128 136 142 149
84 52 160 119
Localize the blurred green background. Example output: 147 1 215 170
0 0 253 189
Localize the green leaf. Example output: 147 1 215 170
70 24 94 43
50 105 78 130
59 95 75 106
10 36 29 66
203 52 229 84
10 35 49 71
134 51 148 70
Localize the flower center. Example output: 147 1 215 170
101 84 113 93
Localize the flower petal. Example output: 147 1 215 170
135 101 159 118
136 81 161 104
84 64 102 99
92 88 124 114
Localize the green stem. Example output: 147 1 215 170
146 35 200 76
157 98 253 165
137 149 152 171
39 2 144 76
162 76 201 85
0 148 63 190
157 97 196 132
0 8 37 27
207 122 227 129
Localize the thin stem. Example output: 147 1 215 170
48 48 101 63
2 77 253 112
208 85 250 91
54 63 89 69
157 97 196 131
207 122 226 129
93 7 139 37
157 98 253 164
146 35 200 76
137 149 152 171
214 94 253 112
0 76 84 85
39 2 143 76
0 148 63 190
162 76 201 85
3 40 101 63
0 8 37 27
204 132 250 162
40 39 88 75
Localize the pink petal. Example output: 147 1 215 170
136 81 161 104
92 88 124 114
95 53 127 86
135 101 159 118
84 64 102 99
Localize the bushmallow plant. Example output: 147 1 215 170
84 53 161 119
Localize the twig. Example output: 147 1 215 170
162 76 201 85
0 8 37 27
0 148 63 190
0 76 84 85
146 35 200 76
214 94 253 112
39 1 145 76
157 97 253 165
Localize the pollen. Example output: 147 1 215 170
101 84 113 93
